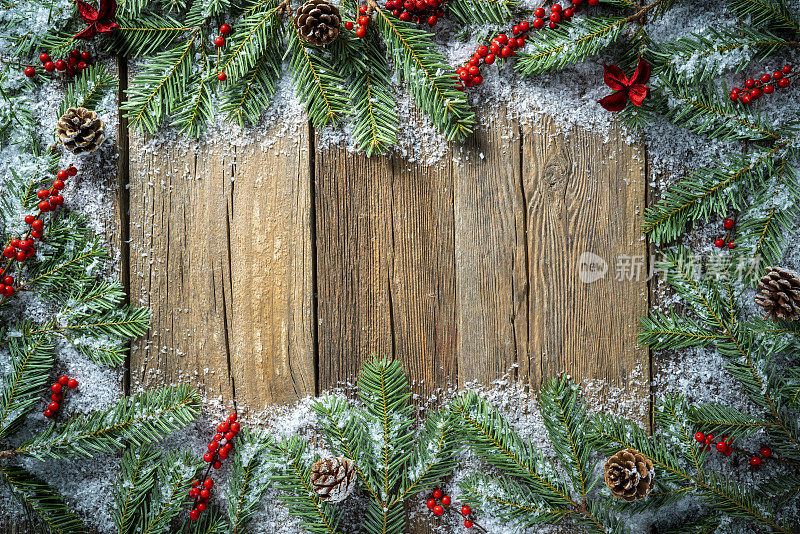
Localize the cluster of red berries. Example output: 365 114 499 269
730 65 793 104
455 24 528 90
425 489 482 530
382 0 444 27
713 217 736 250
44 375 79 418
25 50 93 79
215 24 233 81
2 165 77 297
695 432 773 467
344 5 377 37
189 413 240 520
532 1 580 31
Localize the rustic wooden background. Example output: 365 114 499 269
2 95 651 533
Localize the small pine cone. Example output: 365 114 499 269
755 266 800 321
294 0 341 46
604 448 654 502
310 457 356 502
57 107 105 154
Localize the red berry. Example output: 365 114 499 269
24 215 34 225
358 15 369 25
426 498 436 509
750 457 762 467
190 509 200 520
399 11 410 21
208 441 219 452
778 78 790 88
730 92 739 101
220 23 232 35
476 45 489 57
534 7 545 17
212 433 223 441
356 26 367 37
716 442 727 452
520 20 530 31
782 64 792 74
533 17 544 29
551 3 562 12
223 442 233 453
512 25 520 34
432 505 444 516
427 15 437 25
433 489 443 499
461 505 471 516
761 73 771 83
741 94 752 104
2 276 12 285
230 422 240 433
67 378 78 389
761 446 772 457
68 166 77 176
728 241 736 249
48 402 59 412
773 71 783 80
81 50 91 61
215 36 225 47
39 201 51 212
14 251 24 262
563 8 573 18
218 448 229 460
218 422 229 433
44 409 53 418
459 71 469 81
723 448 733 456
191 479 200 487
496 34 507 45
549 20 557 28
189 488 199 498
217 72 227 81
224 431 235 441
58 375 69 386
44 62 55 72
203 452 214 462
468 65 479 76
51 383 62 393
723 218 734 229
50 195 63 206
55 60 67 71
196 502 206 512
3 246 14 258
200 489 210 500
464 520 474 529
70 49 80 58
345 21 354 30
76 62 88 70
745 78 756 89
203 478 214 489
515 37 524 47
472 75 483 85
51 394 62 402
484 54 495 64
441 495 451 506
31 230 43 239
39 53 50 63
764 85 774 94
500 46 512 57
750 88 762 99
550 12 561 22
24 67 36 78
37 189 49 200
53 180 65 191
213 461 222 469
706 434 714 442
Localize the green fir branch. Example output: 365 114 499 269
0 335 55 440
446 0 517 25
728 0 800 32
136 451 202 534
226 429 274 534
112 445 161 534
15 385 200 460
59 64 116 118
113 13 191 56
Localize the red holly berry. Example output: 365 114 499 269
550 3 562 12
15 251 25 262
31 230 43 239
196 502 207 512
441 495 451 506
203 452 214 462
750 456 762 467
764 85 774 94
3 246 14 259
51 383 62 394
39 201 51 212
24 67 36 78
199 489 210 500
427 15 437 25
745 78 756 89
215 36 225 47
782 64 792 74
58 375 69 386
68 166 77 176
67 378 78 389
760 73 771 83
39 53 50 63
51 394 62 402
37 189 49 200
740 94 752 104
714 238 725 248
217 72 227 81
44 62 55 72
55 60 67 71
433 489 443 499
464 520 474 529
53 180 65 191
432 505 444 516
218 422 229 433
212 433 223 441
694 432 705 442
534 7 545 17
44 409 54 418
208 441 219 452
345 20 354 30
426 498 436 509
81 50 91 61
48 402 59 412
563 8 573 18
706 434 714 443
472 75 483 85
230 422 240 433
520 20 529 31
760 446 772 457
716 442 727 452
213 461 222 469
189 488 200 498
218 448 229 460
2 276 12 286
189 509 200 520
220 23 232 35
750 88 762 99
461 505 471 516
532 17 544 29
549 12 561 23
203 478 213 489
723 218 734 229
778 78 790 88
728 241 736 249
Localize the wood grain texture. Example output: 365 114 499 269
128 123 314 413
522 116 649 419
452 108 529 387
314 143 458 398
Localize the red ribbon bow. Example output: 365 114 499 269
74 0 118 40
598 57 652 112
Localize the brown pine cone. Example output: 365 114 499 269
57 107 105 154
755 267 800 321
604 448 654 501
310 457 356 502
294 0 341 46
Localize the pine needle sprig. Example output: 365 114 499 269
14 385 200 460
686 404 771 441
270 436 344 534
0 464 85 534
218 0 284 82
648 26 797 82
286 28 350 129
446 0 517 26
0 335 55 441
638 311 717 350
170 65 216 137
374 6 475 141
113 13 192 57
59 64 117 119
226 428 274 534
136 451 202 534
220 49 283 127
728 0 800 32
112 445 162 534
514 16 627 77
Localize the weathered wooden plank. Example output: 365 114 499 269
315 143 458 399
521 117 649 419
452 108 529 387
128 123 314 413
